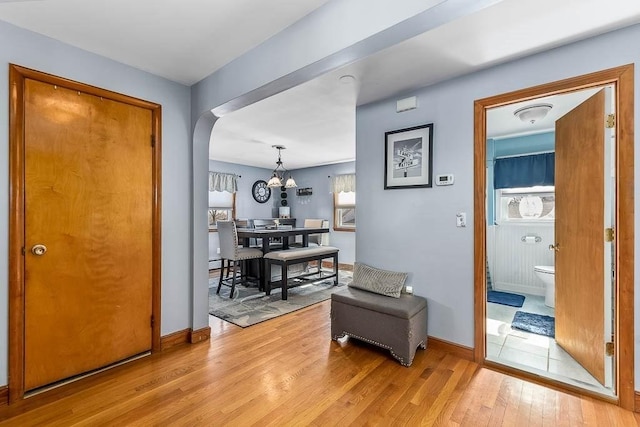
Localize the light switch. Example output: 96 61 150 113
456 212 466 227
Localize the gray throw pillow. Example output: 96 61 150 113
348 262 408 298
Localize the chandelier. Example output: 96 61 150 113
267 145 297 188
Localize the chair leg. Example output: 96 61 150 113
240 260 247 281
281 262 289 301
265 259 271 295
225 260 232 278
217 259 225 295
230 259 238 298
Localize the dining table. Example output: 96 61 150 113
236 227 329 254
236 227 330 291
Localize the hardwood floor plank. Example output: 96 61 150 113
407 356 467 425
528 382 545 427
311 360 399 426
461 403 492 427
486 377 510 427
579 397 597 426
541 386 558 426
260 357 386 426
449 367 492 423
383 350 451 424
0 300 637 426
556 392 580 426
433 359 478 426
498 376 524 426
516 381 534 423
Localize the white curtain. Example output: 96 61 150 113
209 172 238 193
331 173 355 193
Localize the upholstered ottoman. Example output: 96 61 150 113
330 263 428 367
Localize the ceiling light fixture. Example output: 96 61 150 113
339 74 356 85
513 103 553 124
267 145 297 188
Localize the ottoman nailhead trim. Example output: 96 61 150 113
332 330 424 367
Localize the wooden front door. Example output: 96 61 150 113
23 78 154 391
554 89 609 385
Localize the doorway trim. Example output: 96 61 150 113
8 65 162 403
473 64 634 410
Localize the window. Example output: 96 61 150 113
208 191 236 230
497 186 554 222
334 191 355 231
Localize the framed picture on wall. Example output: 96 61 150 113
384 123 433 189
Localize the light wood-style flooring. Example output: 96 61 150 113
1 300 638 426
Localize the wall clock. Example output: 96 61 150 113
252 180 271 203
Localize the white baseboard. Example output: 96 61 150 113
493 281 544 297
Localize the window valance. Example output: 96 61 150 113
209 172 238 193
494 153 554 189
331 174 356 193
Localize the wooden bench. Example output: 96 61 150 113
263 246 339 300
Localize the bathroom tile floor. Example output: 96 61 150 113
486 293 614 397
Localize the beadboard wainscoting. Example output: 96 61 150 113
487 224 554 295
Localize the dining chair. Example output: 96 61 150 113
293 218 328 247
216 220 264 298
251 219 291 249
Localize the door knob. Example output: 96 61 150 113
31 244 47 256
549 243 560 252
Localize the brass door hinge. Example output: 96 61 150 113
150 135 155 148
606 341 615 356
150 315 155 328
605 228 615 242
606 114 616 129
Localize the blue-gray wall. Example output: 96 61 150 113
356 24 640 390
287 161 356 264
0 20 192 386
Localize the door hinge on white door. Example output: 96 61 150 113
605 228 615 242
606 341 615 356
606 114 616 129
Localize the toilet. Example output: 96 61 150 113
534 265 555 308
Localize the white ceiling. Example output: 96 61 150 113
211 70 358 170
0 0 331 85
487 88 601 140
2 0 639 169
211 0 640 168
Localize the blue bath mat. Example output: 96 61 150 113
511 311 555 338
487 290 525 308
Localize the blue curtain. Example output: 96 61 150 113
494 153 554 189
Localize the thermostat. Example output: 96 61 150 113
435 174 454 186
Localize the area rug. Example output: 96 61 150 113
487 290 525 308
209 269 352 328
511 311 555 338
